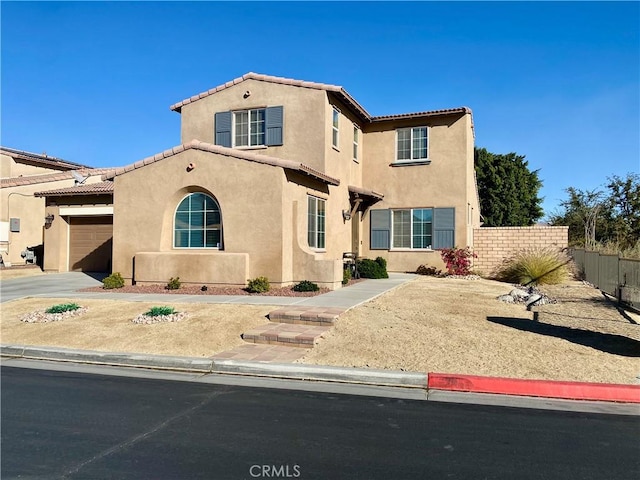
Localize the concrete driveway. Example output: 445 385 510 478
0 272 106 303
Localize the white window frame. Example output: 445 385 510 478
391 208 433 250
173 193 222 249
395 126 428 163
307 196 326 250
353 125 359 162
232 108 266 148
332 107 340 149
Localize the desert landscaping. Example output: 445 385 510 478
1 272 638 385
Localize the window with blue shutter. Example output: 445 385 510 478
433 207 455 249
215 106 284 148
370 209 391 249
265 106 283 146
215 111 232 147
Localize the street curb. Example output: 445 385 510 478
428 373 640 404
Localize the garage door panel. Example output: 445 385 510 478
69 217 113 272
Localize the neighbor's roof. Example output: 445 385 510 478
169 72 473 125
0 146 91 170
35 181 114 197
102 140 341 186
1 168 116 188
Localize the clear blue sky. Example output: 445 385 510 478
2 1 638 217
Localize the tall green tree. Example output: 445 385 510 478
474 147 544 226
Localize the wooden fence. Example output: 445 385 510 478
570 248 640 312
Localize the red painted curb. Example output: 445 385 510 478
428 373 640 403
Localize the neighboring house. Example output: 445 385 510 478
36 72 480 288
0 147 111 267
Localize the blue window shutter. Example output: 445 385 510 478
215 111 232 147
433 207 455 249
265 106 283 146
370 209 390 250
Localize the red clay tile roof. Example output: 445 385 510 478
34 181 114 197
348 185 384 200
0 146 91 170
1 168 116 188
169 72 371 121
168 72 473 126
102 140 341 186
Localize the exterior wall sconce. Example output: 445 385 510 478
342 209 352 221
44 214 54 228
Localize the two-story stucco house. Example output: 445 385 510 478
36 72 481 289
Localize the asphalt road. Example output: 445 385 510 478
2 366 638 480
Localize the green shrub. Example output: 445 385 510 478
357 257 388 279
102 272 125 289
166 277 181 290
439 247 476 275
45 303 80 314
144 306 176 317
293 280 320 292
247 276 270 293
416 264 441 276
343 267 352 285
496 247 570 286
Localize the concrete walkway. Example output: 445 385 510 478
0 271 416 308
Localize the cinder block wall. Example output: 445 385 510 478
473 226 569 276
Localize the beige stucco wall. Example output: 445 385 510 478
111 149 345 289
473 226 569 276
178 79 328 174
358 111 478 273
1 176 106 266
1 153 71 178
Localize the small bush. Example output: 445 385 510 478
496 247 570 286
343 267 352 285
144 306 176 317
357 257 388 279
247 276 270 293
45 303 80 314
166 277 181 290
440 247 476 275
416 264 441 276
293 280 320 292
201 285 208 292
102 272 125 289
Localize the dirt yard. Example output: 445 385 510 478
302 276 640 385
1 276 638 384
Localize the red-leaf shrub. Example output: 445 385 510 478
439 247 477 275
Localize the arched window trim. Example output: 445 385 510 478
173 192 223 249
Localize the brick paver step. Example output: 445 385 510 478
268 306 345 325
242 323 331 348
212 344 308 363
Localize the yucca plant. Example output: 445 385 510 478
496 247 570 286
144 306 176 317
45 303 81 314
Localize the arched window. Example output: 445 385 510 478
174 193 222 248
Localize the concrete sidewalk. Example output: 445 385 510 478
1 271 416 308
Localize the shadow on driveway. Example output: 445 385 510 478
487 316 640 358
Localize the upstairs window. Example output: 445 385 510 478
396 127 428 162
353 125 359 161
174 193 222 248
332 108 340 149
215 106 283 148
308 196 326 249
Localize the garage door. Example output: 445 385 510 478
69 216 113 272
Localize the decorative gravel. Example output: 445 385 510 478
131 311 189 324
20 307 88 323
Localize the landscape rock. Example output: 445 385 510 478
509 288 529 299
497 294 516 304
525 294 542 308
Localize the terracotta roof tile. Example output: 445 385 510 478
102 140 340 187
1 168 116 188
371 107 472 122
348 185 384 200
0 146 91 170
34 181 114 197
